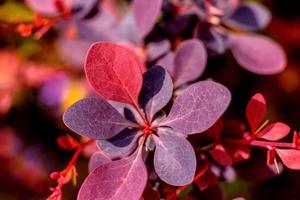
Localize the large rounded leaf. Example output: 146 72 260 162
230 33 286 75
63 98 133 140
162 81 231 135
85 42 143 106
153 132 196 186
78 151 147 200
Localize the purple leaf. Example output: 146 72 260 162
229 33 287 75
78 150 147 200
173 39 207 88
162 81 231 135
133 0 162 40
223 2 271 31
153 131 196 186
88 152 111 172
147 40 171 62
156 52 175 76
139 66 173 121
97 129 142 158
196 25 228 56
63 98 133 140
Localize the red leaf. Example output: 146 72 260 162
246 93 266 132
224 142 251 163
267 148 275 165
210 144 233 166
57 135 79 150
142 183 160 200
85 42 143 106
195 169 218 190
276 149 300 170
257 122 290 141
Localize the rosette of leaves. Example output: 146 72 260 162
63 42 231 200
171 0 286 75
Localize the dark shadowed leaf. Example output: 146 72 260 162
172 39 207 88
154 132 196 186
88 152 111 172
163 81 231 135
63 98 133 140
210 144 233 166
257 122 290 141
97 129 142 158
142 183 160 200
276 149 300 170
85 42 143 106
196 25 228 56
223 2 271 31
230 33 286 75
246 93 266 132
78 150 147 200
139 66 173 121
108 101 145 125
133 0 162 40
147 40 171 61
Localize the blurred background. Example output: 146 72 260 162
0 0 300 199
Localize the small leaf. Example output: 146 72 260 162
196 25 228 56
57 135 80 150
88 152 111 172
223 140 251 163
230 33 287 75
139 66 173 121
156 52 175 76
97 129 142 158
223 2 271 31
63 98 133 140
142 183 160 200
210 144 233 166
246 93 266 132
85 42 143 106
276 149 300 170
133 0 162 40
147 40 171 62
195 169 218 190
78 151 147 200
257 122 290 141
154 132 196 186
163 81 231 135
172 39 207 88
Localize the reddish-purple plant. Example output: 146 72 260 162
171 0 287 75
62 42 231 199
